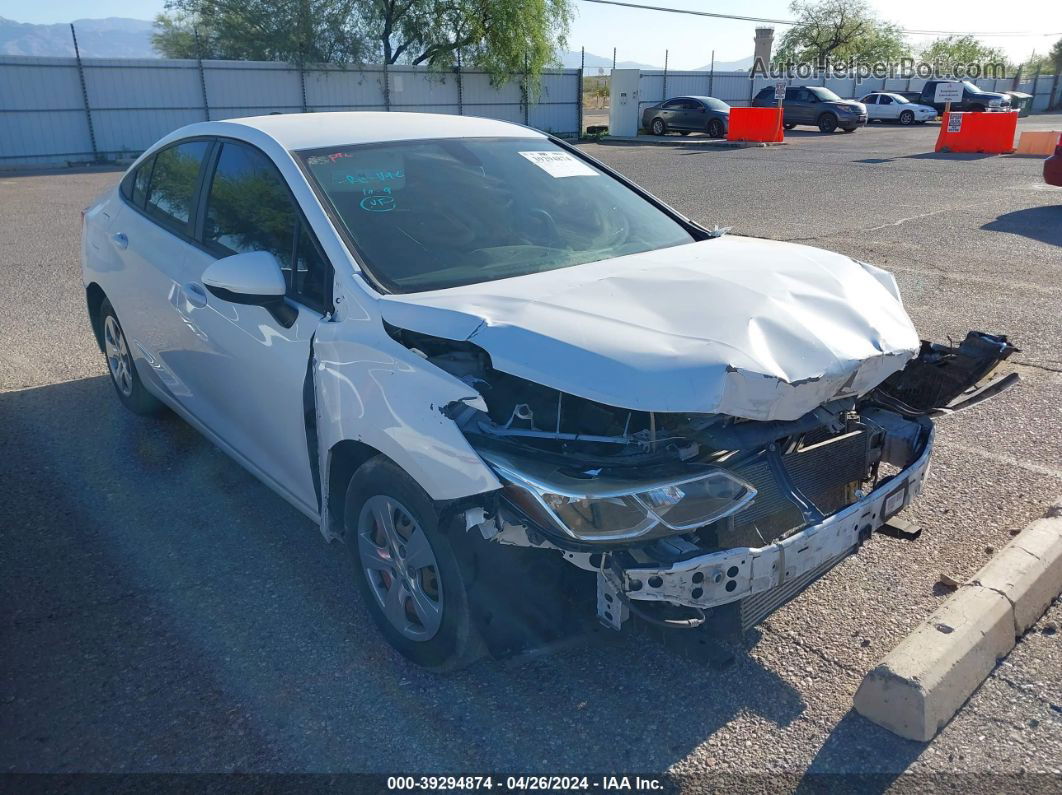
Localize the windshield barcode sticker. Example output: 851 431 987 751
518 151 598 178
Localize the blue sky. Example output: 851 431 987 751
2 0 1059 68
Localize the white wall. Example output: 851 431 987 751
0 56 582 167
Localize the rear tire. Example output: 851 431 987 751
344 456 485 672
100 299 165 417
679 131 690 136
651 117 667 136
817 113 838 133
899 110 914 125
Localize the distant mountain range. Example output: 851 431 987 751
0 17 156 57
562 50 753 72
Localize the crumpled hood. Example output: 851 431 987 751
377 236 921 422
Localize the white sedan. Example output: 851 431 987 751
82 112 1015 669
860 92 937 125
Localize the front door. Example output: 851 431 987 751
169 139 332 511
877 95 899 120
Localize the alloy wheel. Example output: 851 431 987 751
357 495 444 641
103 315 133 397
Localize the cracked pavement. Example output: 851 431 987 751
1 115 1060 785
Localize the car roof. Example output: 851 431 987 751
164 111 546 152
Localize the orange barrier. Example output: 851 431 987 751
935 111 1018 154
1015 130 1062 156
727 107 784 143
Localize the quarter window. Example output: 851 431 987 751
145 141 210 233
132 156 154 207
119 154 156 207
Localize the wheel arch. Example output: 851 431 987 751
323 438 383 540
86 282 107 352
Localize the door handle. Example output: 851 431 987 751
111 232 128 250
183 282 208 308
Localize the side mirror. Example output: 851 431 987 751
202 250 296 328
699 107 706 113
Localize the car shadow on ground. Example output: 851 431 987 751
795 710 925 793
2 375 809 773
982 205 1062 247
902 151 996 161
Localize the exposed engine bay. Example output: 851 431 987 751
389 322 1017 632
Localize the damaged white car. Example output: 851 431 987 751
82 112 1017 670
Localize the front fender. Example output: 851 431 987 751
312 318 501 539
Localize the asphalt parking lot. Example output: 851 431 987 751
2 115 1061 783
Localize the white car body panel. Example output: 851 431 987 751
377 235 921 422
82 111 921 540
863 93 936 122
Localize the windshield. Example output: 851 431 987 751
299 138 696 293
808 86 843 102
961 81 983 93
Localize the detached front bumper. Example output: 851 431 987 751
597 423 934 631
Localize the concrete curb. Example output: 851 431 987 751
853 497 1062 742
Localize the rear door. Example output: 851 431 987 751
785 87 811 123
105 139 213 404
172 139 330 511
657 99 684 128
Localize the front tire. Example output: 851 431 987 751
817 113 838 133
344 456 485 671
707 118 724 138
651 117 667 136
899 110 914 125
100 300 164 416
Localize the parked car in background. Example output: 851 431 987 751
899 80 1011 114
752 85 866 133
1045 133 1062 187
82 112 1017 671
641 96 730 137
859 92 936 125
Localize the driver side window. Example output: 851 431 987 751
202 141 328 313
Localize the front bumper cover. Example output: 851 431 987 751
597 423 934 628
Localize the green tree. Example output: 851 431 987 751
153 1 369 64
773 0 908 69
918 35 1008 75
153 0 572 84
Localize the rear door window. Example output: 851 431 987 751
144 140 210 234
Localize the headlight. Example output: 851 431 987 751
484 452 757 543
